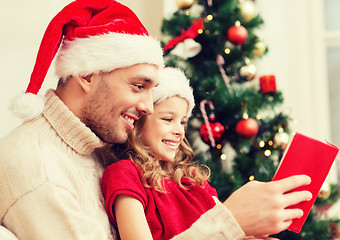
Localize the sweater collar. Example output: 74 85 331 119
42 89 106 155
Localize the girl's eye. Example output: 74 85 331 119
181 121 187 125
162 118 172 122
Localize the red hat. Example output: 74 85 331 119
12 0 164 120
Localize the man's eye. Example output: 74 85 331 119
162 118 172 122
133 84 144 90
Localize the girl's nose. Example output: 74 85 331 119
173 122 185 136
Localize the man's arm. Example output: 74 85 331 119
2 183 109 240
223 174 312 236
171 198 245 240
172 174 311 239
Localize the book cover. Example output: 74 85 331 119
272 132 339 233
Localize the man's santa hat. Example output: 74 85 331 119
153 67 195 118
12 0 164 121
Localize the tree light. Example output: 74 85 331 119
259 140 265 148
220 154 227 160
264 150 271 156
205 15 213 22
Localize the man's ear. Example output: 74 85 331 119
77 74 94 93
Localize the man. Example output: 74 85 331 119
0 1 162 239
0 0 311 239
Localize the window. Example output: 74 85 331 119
325 0 340 146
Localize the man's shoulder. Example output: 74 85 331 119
0 121 53 221
0 119 51 161
0 117 63 183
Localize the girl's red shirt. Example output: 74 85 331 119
101 160 218 240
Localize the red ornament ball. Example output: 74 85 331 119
236 118 258 138
200 121 225 145
227 24 248 45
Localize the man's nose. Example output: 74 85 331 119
137 93 154 115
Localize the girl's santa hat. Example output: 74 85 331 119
12 0 164 121
153 67 195 117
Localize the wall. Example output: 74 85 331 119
325 0 340 147
118 0 163 39
256 0 331 141
0 0 71 137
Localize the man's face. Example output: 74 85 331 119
81 64 159 144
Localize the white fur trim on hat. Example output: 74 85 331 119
55 32 164 79
9 93 46 122
153 67 195 117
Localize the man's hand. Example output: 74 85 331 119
224 175 312 236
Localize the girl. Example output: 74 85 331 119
101 67 219 240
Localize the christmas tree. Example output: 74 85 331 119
160 0 339 239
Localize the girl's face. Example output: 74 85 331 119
140 96 188 162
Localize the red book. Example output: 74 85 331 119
272 132 339 233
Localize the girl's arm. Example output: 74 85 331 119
114 194 153 240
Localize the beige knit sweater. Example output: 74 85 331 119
0 90 244 240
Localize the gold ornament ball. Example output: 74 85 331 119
318 182 331 200
274 132 289 150
253 41 267 57
176 0 194 10
239 0 256 22
240 64 257 80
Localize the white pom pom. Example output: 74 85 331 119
170 39 202 59
9 93 46 122
0 226 19 240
